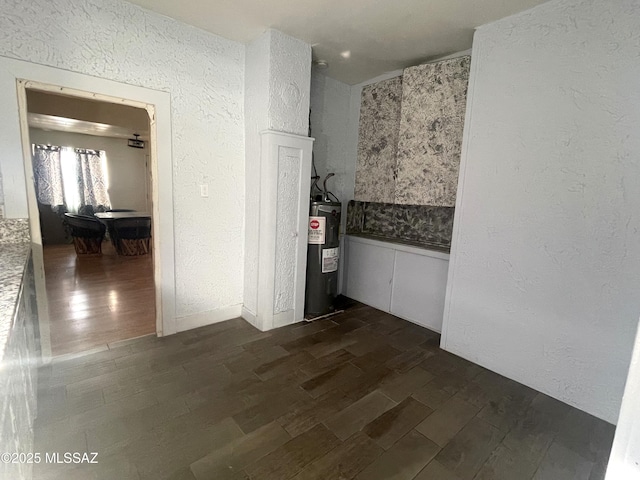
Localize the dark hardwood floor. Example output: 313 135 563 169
34 304 614 480
43 243 156 357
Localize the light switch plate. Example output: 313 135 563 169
200 184 209 198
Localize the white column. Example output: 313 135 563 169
243 29 312 330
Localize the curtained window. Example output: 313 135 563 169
32 144 111 214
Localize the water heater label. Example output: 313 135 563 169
308 216 326 244
322 247 339 273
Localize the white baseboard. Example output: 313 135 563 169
273 309 303 329
241 306 304 331
176 304 243 332
241 306 260 330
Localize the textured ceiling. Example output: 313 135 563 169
124 0 548 84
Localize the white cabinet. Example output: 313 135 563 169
390 251 450 332
344 239 395 312
344 235 449 332
243 131 314 331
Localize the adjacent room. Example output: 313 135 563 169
26 90 156 356
0 0 639 479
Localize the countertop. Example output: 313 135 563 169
345 232 450 254
0 243 31 360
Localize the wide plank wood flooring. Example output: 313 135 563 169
34 303 614 480
43 242 155 357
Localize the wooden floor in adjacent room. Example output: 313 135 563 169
34 304 614 480
43 242 155 357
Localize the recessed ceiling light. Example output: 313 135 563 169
340 50 351 59
314 60 329 69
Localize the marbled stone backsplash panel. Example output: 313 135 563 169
354 76 403 204
0 219 30 243
395 56 470 207
346 200 454 250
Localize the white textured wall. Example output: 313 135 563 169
243 29 310 318
310 72 354 209
310 72 358 294
29 129 150 213
267 32 311 137
443 0 640 423
0 0 245 320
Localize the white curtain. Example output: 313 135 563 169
32 145 65 207
32 144 111 213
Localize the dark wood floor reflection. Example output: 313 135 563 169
34 304 614 480
43 243 155 357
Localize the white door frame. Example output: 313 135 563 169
0 56 176 354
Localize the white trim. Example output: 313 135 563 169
241 306 258 329
261 130 312 142
345 234 450 261
292 134 313 324
176 304 243 332
256 133 277 330
15 80 52 362
273 310 295 329
0 56 176 339
440 42 481 351
29 246 52 362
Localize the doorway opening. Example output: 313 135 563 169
18 82 161 358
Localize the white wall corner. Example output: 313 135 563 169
243 28 273 317
606 319 640 479
241 306 259 330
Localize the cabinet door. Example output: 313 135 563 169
344 239 395 312
390 251 449 332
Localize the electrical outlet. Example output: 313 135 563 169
200 184 209 198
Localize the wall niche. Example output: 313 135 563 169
349 56 470 250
